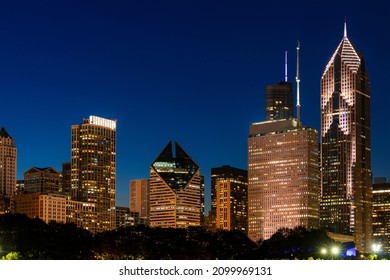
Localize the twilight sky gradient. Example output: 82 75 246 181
0 1 389 211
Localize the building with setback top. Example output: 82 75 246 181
320 23 372 252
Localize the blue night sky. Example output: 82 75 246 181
0 0 389 211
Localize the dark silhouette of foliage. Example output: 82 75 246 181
1 214 341 260
242 226 337 259
0 213 93 259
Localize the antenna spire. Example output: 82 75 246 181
295 41 301 126
284 50 288 82
344 18 347 38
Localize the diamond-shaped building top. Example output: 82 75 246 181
151 141 199 191
150 141 202 228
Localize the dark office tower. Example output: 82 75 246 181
149 141 201 228
265 81 293 121
60 162 71 195
372 179 390 255
71 116 116 233
129 179 150 222
0 127 16 213
320 23 372 253
211 165 248 233
24 167 60 193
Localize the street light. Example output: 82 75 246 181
372 243 381 260
331 246 339 260
372 243 381 253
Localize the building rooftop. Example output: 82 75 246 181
0 127 12 139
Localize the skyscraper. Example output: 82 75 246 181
211 165 248 233
248 119 319 241
265 52 294 121
320 23 372 252
129 178 150 222
0 127 17 213
248 44 319 242
149 141 202 228
71 115 116 233
265 81 293 121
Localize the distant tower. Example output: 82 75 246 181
248 42 319 242
129 179 150 223
320 22 372 253
211 165 248 233
149 141 202 228
71 116 116 233
60 162 71 195
0 127 17 213
265 52 293 121
372 179 390 255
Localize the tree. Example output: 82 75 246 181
1 252 20 260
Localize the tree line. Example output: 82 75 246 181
0 213 346 260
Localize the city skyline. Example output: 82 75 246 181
0 1 389 212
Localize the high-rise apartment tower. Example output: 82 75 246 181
71 115 116 233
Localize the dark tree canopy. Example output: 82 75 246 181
1 214 342 260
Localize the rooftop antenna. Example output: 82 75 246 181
284 50 288 82
344 17 347 38
296 41 301 126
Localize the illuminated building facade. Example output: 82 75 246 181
211 165 248 233
23 167 60 193
265 82 293 121
0 127 17 213
129 179 150 222
115 206 142 228
66 200 96 232
372 178 390 255
149 141 202 228
248 119 319 242
13 192 67 224
320 24 372 252
71 115 116 233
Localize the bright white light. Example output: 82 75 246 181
372 243 381 253
331 247 339 255
89 116 116 130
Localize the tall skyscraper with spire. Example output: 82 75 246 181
320 23 372 253
149 141 202 228
265 51 294 121
0 127 17 213
71 115 116 233
248 45 319 242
